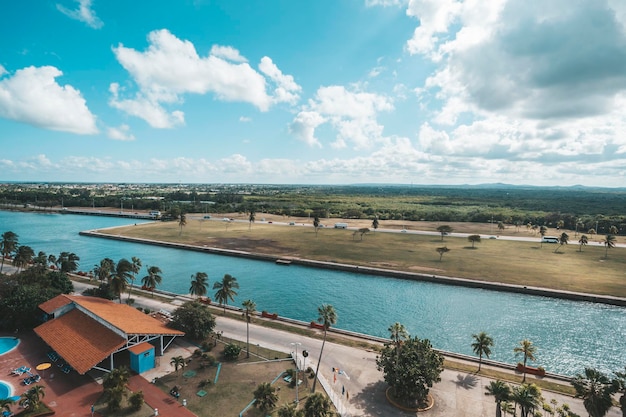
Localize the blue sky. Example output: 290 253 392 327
2 0 626 186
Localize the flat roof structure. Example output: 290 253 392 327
34 294 183 374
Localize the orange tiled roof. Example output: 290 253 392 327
66 295 183 336
128 342 154 355
34 309 126 375
39 294 72 314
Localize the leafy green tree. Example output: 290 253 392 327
609 225 619 235
498 222 505 232
471 331 494 371
578 235 588 252
571 368 616 417
514 339 537 382
0 231 18 273
141 265 163 297
313 216 320 237
555 232 569 253
213 273 239 314
171 301 216 340
437 225 453 241
303 392 332 417
223 343 242 360
253 382 279 412
128 391 144 412
512 383 542 417
388 322 409 348
376 335 444 408
249 209 255 231
13 245 34 272
468 234 481 248
170 356 186 373
179 212 187 235
102 366 130 412
242 299 256 358
372 217 379 231
189 272 209 299
485 380 511 417
312 304 337 393
436 246 450 261
603 234 616 258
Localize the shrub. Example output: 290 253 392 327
201 353 216 366
201 341 213 352
128 391 144 411
223 343 242 360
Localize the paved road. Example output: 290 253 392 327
66 280 620 417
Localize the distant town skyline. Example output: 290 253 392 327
1 0 626 186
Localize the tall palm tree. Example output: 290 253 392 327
603 234 616 258
485 380 511 417
93 258 115 282
189 272 209 299
13 245 34 272
103 367 130 391
20 385 46 411
110 258 133 303
277 403 302 417
213 273 239 314
578 235 588 252
0 231 18 273
242 299 257 358
314 216 320 237
141 265 163 297
471 331 494 371
33 251 48 272
512 383 542 417
249 210 255 231
170 356 186 373
554 232 569 253
56 251 80 274
571 367 616 417
178 212 187 236
312 304 337 393
127 256 142 302
514 339 537 382
303 392 332 417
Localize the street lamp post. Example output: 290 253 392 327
302 350 309 388
290 342 301 404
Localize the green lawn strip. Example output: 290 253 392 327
99 219 626 298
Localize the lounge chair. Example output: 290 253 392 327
283 375 292 383
23 376 32 385
62 365 72 374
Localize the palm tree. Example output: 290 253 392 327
213 273 239 314
437 225 453 241
388 322 409 348
311 304 337 393
514 339 537 382
13 245 34 272
578 235 588 252
539 226 548 247
485 380 511 417
0 398 15 416
436 246 450 261
468 234 481 248
103 366 130 391
253 382 278 412
278 403 303 417
571 367 616 417
141 265 163 297
372 216 379 231
314 216 320 237
603 234 616 258
242 299 256 358
93 258 115 282
20 385 46 411
588 228 597 239
303 392 332 417
512 383 542 417
179 212 187 236
189 272 209 299
471 331 494 371
170 356 186 373
127 256 142 302
609 225 619 235
56 251 80 273
554 232 569 253
110 258 133 303
0 231 18 273
249 210 255 231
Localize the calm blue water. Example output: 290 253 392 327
0 381 11 399
0 337 19 355
1 211 625 376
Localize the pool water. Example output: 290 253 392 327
0 337 19 355
0 381 11 399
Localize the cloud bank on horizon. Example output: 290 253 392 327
1 0 626 186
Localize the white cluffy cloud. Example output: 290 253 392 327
56 0 103 29
290 85 393 149
110 29 301 128
107 124 135 141
0 65 98 134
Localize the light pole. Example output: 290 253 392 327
302 350 309 388
290 342 301 404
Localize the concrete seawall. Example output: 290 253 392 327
79 229 626 307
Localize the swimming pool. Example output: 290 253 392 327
0 337 19 355
0 381 12 400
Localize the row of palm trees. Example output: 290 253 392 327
189 272 240 314
471 332 538 382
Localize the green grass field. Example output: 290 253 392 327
99 218 626 298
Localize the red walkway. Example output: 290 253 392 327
128 375 197 417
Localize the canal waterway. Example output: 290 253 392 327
1 210 624 376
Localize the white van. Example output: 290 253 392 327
334 223 348 229
542 236 559 243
